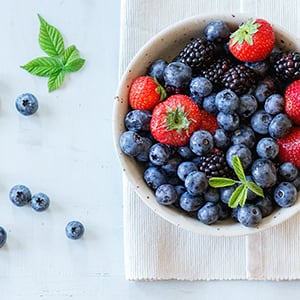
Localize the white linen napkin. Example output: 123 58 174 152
119 0 300 280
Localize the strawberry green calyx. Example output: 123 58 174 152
154 77 167 101
230 18 261 46
164 105 193 132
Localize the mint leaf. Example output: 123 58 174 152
48 70 65 92
38 14 64 57
64 58 85 72
229 184 247 208
21 57 63 77
209 177 237 188
62 45 80 65
246 181 264 198
232 155 246 182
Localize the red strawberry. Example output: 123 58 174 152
150 94 218 146
229 18 275 62
277 127 300 168
284 80 300 125
129 76 166 110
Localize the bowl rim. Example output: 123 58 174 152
113 13 300 237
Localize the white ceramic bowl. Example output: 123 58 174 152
113 14 300 237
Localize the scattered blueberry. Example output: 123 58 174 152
226 144 252 170
268 113 292 139
148 59 168 84
256 195 274 218
245 175 258 201
197 202 220 225
135 137 153 162
250 110 273 135
202 93 218 114
177 161 198 181
274 182 298 208
256 137 279 159
245 60 269 77
237 205 262 227
9 184 31 207
155 184 178 205
65 221 85 240
215 89 239 114
251 159 277 188
204 20 230 42
144 167 168 190
149 143 171 166
177 146 195 160
264 94 284 115
220 185 236 204
0 226 7 248
231 125 256 148
213 128 231 150
180 192 204 212
254 82 273 103
31 193 50 212
190 76 213 99
161 155 182 177
204 187 220 203
125 110 152 132
119 131 146 157
217 112 240 131
189 130 214 156
15 93 39 116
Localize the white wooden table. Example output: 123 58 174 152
1 0 300 299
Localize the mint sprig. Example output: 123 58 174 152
21 14 85 92
208 155 264 208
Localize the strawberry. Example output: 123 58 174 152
284 80 300 125
150 94 218 146
228 18 275 62
129 76 166 110
277 127 300 168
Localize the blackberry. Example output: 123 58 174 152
201 57 234 90
221 64 257 95
197 151 232 178
273 51 300 81
178 37 216 72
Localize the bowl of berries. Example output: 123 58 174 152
114 14 300 236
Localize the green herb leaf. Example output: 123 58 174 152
232 155 246 182
48 70 65 92
61 45 80 65
38 14 64 57
209 177 237 188
246 181 264 198
21 56 63 77
228 184 248 208
64 58 85 73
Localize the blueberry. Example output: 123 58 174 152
278 162 298 182
245 61 269 77
161 155 182 177
274 182 298 207
148 59 168 84
65 221 85 240
220 185 236 204
204 187 220 203
189 130 214 156
180 191 204 212
177 146 195 160
119 131 146 157
237 94 258 119
226 144 252 170
204 20 230 42
184 171 208 196
256 137 279 159
215 89 239 114
155 184 178 205
149 143 171 166
175 185 186 198
144 167 168 190
15 93 39 116
9 184 31 207
250 110 273 135
251 159 277 188
197 202 220 225
292 177 300 191
231 125 256 148
125 110 152 132
189 92 203 107
0 226 7 248
203 93 218 114
256 195 274 218
246 175 258 201
254 82 273 103
217 112 240 131
177 161 198 181
31 193 50 212
163 61 192 92
189 77 213 98
268 113 292 139
237 205 262 227
218 202 231 220
135 137 153 162
213 128 231 150
264 94 284 115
